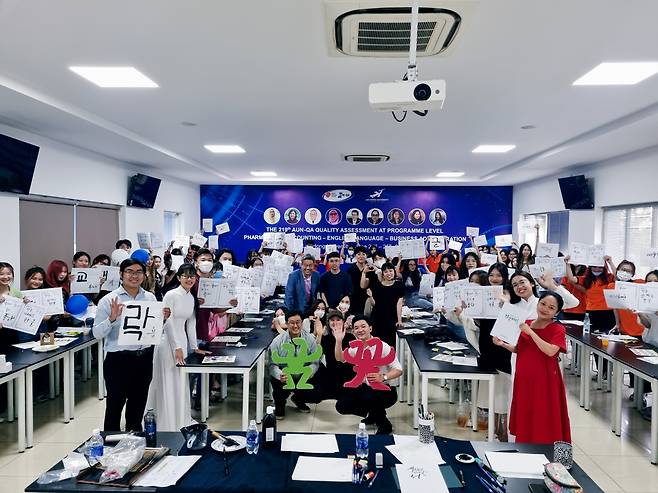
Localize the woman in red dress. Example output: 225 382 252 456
494 291 571 444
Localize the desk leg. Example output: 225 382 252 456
488 377 495 442
242 372 250 431
82 347 88 382
54 359 60 397
449 380 455 404
406 341 412 405
613 361 622 436
470 382 477 432
26 370 33 448
584 348 591 411
597 359 603 390
201 373 209 423
87 346 93 377
397 337 404 403
421 374 429 425
634 378 643 409
7 379 14 423
97 339 105 400
69 352 75 420
221 374 228 400
178 370 186 430
651 378 658 464
256 355 265 423
63 355 71 424
17 373 25 453
413 365 419 430
49 363 55 400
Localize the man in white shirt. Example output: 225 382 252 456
333 315 402 434
93 258 170 432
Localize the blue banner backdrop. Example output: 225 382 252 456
200 185 513 260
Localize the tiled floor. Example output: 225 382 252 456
0 361 655 493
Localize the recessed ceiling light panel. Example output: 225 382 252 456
472 145 516 153
435 171 465 178
250 171 277 177
204 144 246 154
69 66 158 88
573 62 658 86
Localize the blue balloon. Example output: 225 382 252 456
66 294 88 316
130 249 150 264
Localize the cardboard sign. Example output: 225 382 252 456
536 243 559 258
0 297 46 335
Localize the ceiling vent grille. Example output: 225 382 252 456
334 7 461 57
343 154 390 163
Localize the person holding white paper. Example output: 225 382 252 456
148 264 209 431
507 271 580 321
0 262 29 345
494 291 571 444
638 272 658 347
473 263 513 441
605 260 645 338
20 266 55 341
92 258 170 432
567 256 616 332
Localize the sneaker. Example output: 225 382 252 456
291 395 311 413
375 417 393 435
275 405 285 420
210 390 224 403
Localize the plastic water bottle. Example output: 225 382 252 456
89 429 104 458
356 422 369 459
262 406 277 448
246 419 260 454
583 313 591 335
144 408 157 447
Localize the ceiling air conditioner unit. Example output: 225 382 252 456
324 0 476 58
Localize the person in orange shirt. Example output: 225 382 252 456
565 256 616 331
606 260 645 337
425 248 441 273
561 264 587 321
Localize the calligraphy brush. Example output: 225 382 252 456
210 429 239 447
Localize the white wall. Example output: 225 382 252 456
513 146 658 243
0 193 21 272
0 124 200 277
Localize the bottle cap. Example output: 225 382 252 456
359 423 366 430
266 406 274 414
249 419 256 426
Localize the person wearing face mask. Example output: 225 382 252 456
605 260 645 337
319 252 352 309
494 292 571 444
565 256 616 332
360 261 404 347
269 311 324 419
303 300 327 338
285 254 320 313
344 245 356 264
346 246 370 314
333 315 403 434
147 264 210 431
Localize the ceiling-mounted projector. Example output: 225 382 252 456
369 79 446 112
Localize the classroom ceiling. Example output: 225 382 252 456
1 0 658 186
